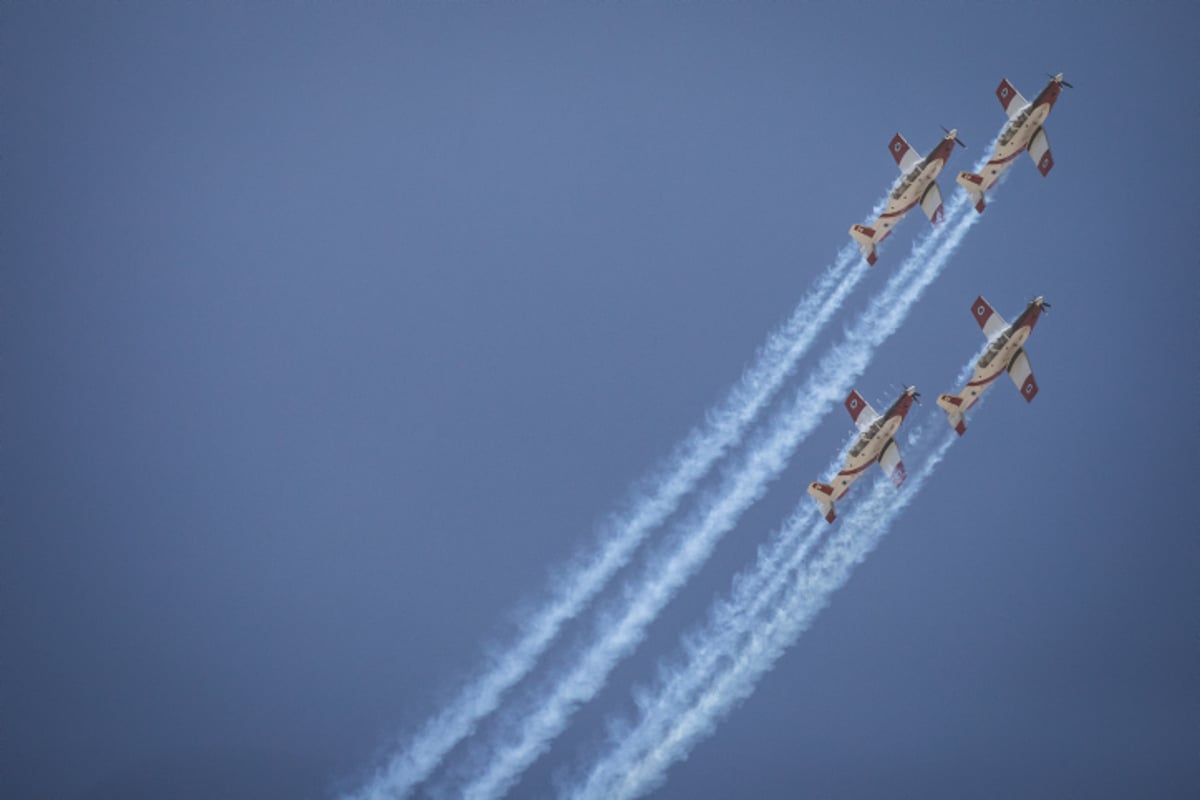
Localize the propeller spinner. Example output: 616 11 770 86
941 125 967 149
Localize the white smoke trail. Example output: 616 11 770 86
448 180 987 800
347 239 871 799
567 355 987 800
597 426 958 800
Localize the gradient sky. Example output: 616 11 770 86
4 3 1198 798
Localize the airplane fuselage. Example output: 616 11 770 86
875 139 956 239
834 418 905 499
809 388 918 521
980 79 1065 190
957 302 1044 412
832 392 917 499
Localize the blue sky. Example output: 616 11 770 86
4 3 1198 798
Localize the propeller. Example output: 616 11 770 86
1047 72 1074 89
1029 296 1052 312
941 125 967 149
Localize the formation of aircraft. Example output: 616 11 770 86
849 128 964 266
936 296 1049 435
809 73 1067 522
851 72 1070 265
806 387 920 523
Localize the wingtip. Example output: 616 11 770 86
1021 375 1039 403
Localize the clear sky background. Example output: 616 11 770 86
4 2 1198 798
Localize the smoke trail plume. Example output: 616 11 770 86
568 355 987 800
348 243 869 799
447 183 986 799
576 424 959 800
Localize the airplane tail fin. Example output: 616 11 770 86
936 392 968 436
848 224 878 266
955 171 987 213
807 482 837 524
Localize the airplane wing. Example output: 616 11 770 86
845 389 880 433
1027 126 1054 175
1007 348 1039 402
996 78 1029 120
888 133 922 174
877 438 908 488
971 295 1009 341
919 181 944 224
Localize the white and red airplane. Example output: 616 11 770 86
849 128 964 266
956 73 1072 212
807 386 920 523
936 295 1050 435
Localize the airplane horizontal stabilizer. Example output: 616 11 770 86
955 171 987 213
936 392 968 436
806 482 837 524
848 224 879 266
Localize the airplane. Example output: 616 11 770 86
936 295 1050 435
849 128 964 266
807 386 920 523
956 73 1072 212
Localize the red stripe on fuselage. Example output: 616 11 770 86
879 197 920 219
966 368 1005 389
837 459 877 479
986 148 1025 168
